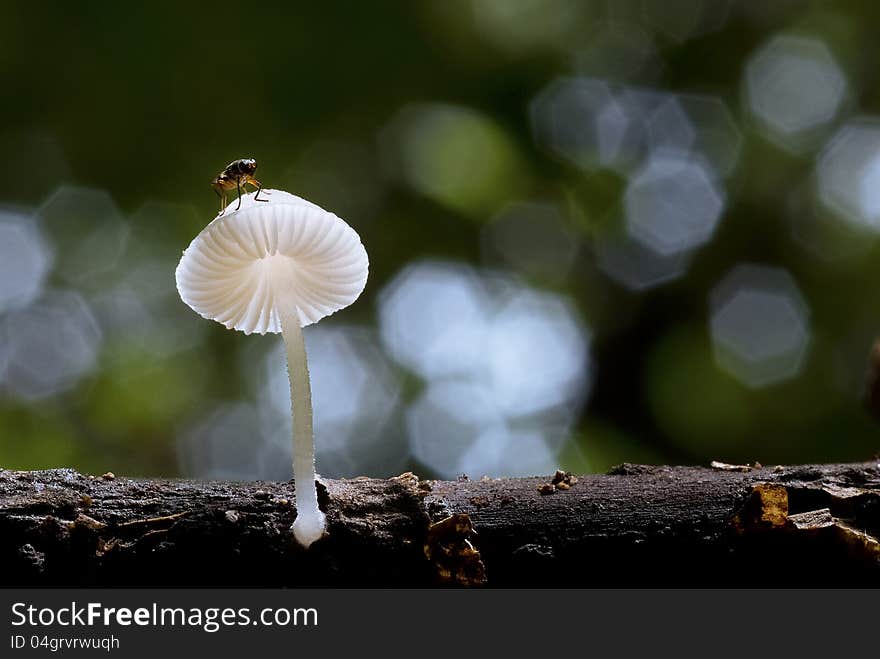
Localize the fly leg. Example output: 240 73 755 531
235 178 243 211
214 186 226 216
249 177 270 202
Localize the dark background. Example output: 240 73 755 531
0 0 878 481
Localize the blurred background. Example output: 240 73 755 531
1 0 878 481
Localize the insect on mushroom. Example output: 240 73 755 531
211 158 270 215
175 189 369 548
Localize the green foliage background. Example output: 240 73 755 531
0 1 878 477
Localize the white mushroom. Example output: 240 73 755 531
175 190 369 547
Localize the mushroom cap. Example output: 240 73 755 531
176 190 368 334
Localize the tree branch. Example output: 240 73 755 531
2 462 878 586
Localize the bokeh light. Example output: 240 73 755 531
378 260 591 416
258 325 405 479
471 0 584 55
625 152 725 256
745 34 847 152
177 403 290 481
379 258 591 478
672 95 742 178
92 202 206 359
531 79 742 180
37 185 129 287
406 380 559 479
378 260 489 381
595 229 693 291
485 287 590 417
530 77 633 172
709 265 811 388
382 103 525 218
0 209 52 313
0 290 102 401
817 119 880 232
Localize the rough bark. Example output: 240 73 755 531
1 461 878 587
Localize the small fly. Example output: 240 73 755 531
211 158 269 215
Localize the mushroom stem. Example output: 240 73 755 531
278 301 325 548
